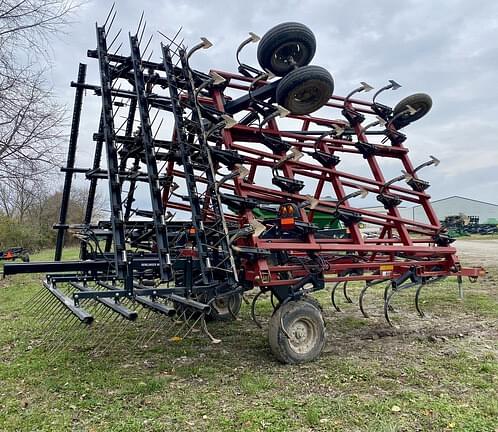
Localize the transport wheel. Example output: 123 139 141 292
257 22 316 76
209 293 242 321
276 65 334 115
392 93 432 129
268 299 326 364
301 294 323 312
22 254 30 262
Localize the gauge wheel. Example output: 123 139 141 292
392 93 432 129
276 65 334 115
257 22 316 76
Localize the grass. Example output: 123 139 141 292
0 248 497 431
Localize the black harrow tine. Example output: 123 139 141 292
54 319 88 356
103 2 115 29
156 314 177 341
72 283 138 321
158 27 182 50
92 316 121 355
142 33 154 57
178 312 203 342
26 292 49 315
38 303 67 332
135 11 145 38
41 296 64 318
30 291 56 315
43 281 93 324
40 319 64 348
170 309 195 340
108 28 122 51
168 307 188 338
100 316 129 355
31 291 56 317
111 41 123 56
141 314 169 347
46 315 80 355
97 306 115 326
24 288 45 312
132 309 153 349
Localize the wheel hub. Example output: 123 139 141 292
273 42 304 65
288 317 316 354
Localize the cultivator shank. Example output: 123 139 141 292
4 16 484 363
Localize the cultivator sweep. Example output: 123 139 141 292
4 14 485 363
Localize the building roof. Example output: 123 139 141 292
412 195 498 209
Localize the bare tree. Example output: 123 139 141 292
0 1 80 178
0 1 79 50
0 164 47 220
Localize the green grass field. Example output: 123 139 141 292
1 248 497 431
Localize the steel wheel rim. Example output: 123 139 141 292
271 42 306 70
287 316 317 354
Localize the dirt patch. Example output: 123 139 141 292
455 239 498 267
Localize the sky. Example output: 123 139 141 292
48 0 498 206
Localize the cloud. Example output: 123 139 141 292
49 0 498 204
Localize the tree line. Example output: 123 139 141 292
0 1 88 251
0 180 91 250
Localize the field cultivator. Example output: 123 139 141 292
4 14 485 363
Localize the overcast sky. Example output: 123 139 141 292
48 0 498 205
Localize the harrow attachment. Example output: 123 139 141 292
4 16 485 363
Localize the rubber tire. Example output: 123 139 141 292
276 65 334 115
301 295 323 312
392 93 432 129
209 293 242 321
257 22 316 76
268 299 326 364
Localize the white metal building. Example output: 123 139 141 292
362 196 498 226
407 196 498 224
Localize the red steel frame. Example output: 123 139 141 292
161 68 484 291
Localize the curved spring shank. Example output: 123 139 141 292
331 281 351 312
359 282 371 318
359 280 391 318
250 290 265 329
384 280 425 326
384 288 398 327
270 292 278 310
414 276 446 318
384 282 395 313
415 282 425 317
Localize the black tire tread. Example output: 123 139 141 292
257 22 316 76
276 65 334 115
393 93 432 128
